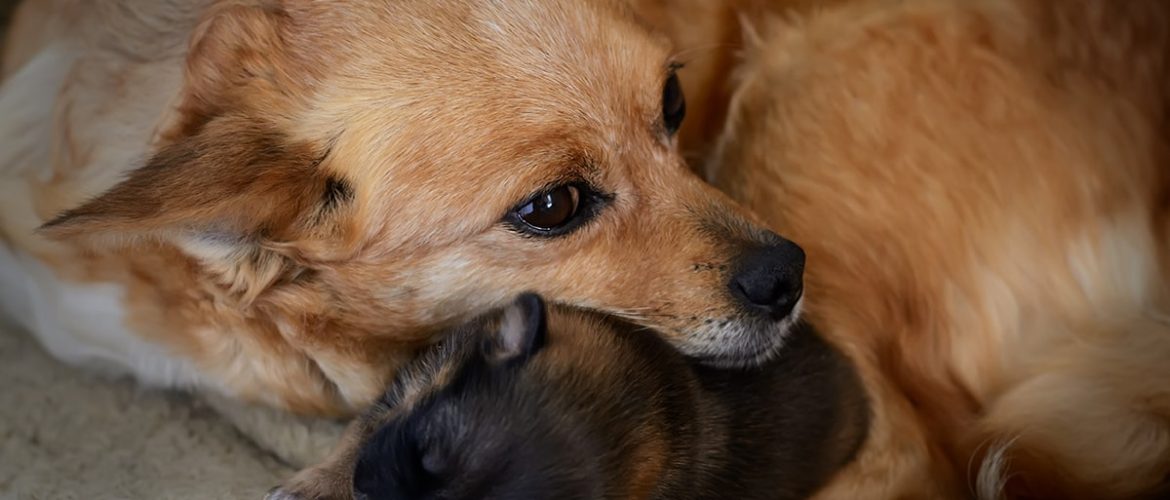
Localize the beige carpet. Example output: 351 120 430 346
0 321 297 500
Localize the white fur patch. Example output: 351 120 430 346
0 244 205 390
0 43 75 179
974 438 1014 500
1064 214 1158 318
688 296 804 369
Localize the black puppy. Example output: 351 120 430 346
268 294 869 500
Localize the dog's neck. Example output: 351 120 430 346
94 239 392 415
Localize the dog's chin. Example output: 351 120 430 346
687 299 804 370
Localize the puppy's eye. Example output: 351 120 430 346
662 72 686 135
515 185 581 231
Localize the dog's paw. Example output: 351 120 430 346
267 459 354 500
264 486 346 500
264 486 298 500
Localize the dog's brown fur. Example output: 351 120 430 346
0 0 804 416
694 0 1170 497
629 0 849 165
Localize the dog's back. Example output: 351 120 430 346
706 0 1170 497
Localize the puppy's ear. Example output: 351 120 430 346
486 293 549 364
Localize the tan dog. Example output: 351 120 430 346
0 0 806 416
696 0 1170 497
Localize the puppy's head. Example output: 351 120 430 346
342 294 871 500
351 293 696 500
41 0 803 369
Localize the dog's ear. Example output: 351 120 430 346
486 293 549 365
38 1 351 304
39 116 355 301
174 0 314 136
39 118 348 246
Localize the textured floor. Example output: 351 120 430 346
0 322 294 500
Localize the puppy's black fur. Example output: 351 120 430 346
345 294 869 500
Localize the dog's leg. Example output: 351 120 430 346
264 405 388 500
201 391 345 470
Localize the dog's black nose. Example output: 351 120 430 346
730 236 805 319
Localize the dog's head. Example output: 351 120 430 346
350 293 698 500
41 0 803 368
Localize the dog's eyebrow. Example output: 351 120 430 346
539 150 602 183
577 153 602 178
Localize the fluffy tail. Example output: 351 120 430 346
972 313 1170 499
973 439 1012 500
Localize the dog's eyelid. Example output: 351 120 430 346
501 181 613 239
510 152 599 196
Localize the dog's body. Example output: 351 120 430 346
629 0 848 168
0 0 807 416
695 0 1170 497
271 294 869 500
8 0 1168 496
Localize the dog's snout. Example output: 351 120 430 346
730 236 805 320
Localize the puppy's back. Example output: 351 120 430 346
692 323 870 500
349 301 868 500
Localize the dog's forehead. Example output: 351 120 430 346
286 0 676 247
306 0 672 110
459 0 672 71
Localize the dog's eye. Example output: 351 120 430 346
515 185 581 231
662 72 686 135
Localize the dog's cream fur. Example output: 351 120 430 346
692 0 1170 497
0 0 803 416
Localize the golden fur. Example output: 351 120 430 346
0 0 803 416
630 0 849 167
690 0 1170 497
